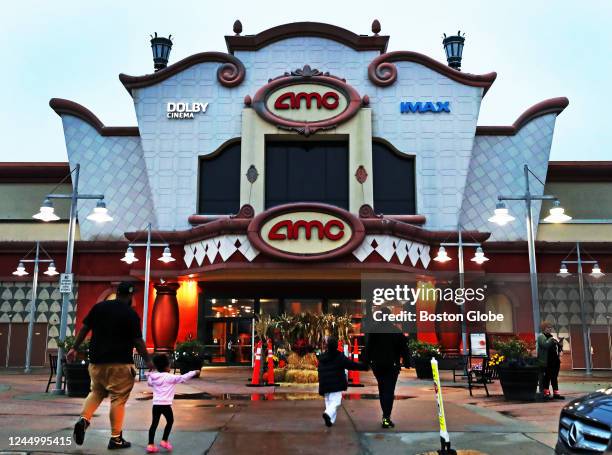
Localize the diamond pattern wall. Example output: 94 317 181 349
61 116 156 240
539 278 612 343
184 235 260 267
0 281 77 349
460 114 557 241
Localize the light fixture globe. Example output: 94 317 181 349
86 201 113 223
433 246 451 263
158 246 175 263
470 246 489 264
12 262 28 276
488 202 515 226
543 200 572 223
44 262 59 276
591 263 604 278
33 199 60 222
558 262 570 278
121 247 139 264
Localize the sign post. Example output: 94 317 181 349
431 358 457 455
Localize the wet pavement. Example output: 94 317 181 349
0 367 607 454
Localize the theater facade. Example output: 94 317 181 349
2 21 612 369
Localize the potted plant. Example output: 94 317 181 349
174 340 205 374
57 336 91 398
408 339 441 379
492 338 539 401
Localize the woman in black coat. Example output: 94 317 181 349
317 337 368 427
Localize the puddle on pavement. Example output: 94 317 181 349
137 392 415 401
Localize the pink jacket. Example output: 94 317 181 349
147 371 197 405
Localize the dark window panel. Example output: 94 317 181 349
198 142 241 214
265 142 348 209
372 141 416 214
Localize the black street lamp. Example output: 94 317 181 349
150 33 173 72
443 31 466 71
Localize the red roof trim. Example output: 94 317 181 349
368 51 497 94
225 22 389 54
475 97 569 136
0 162 71 183
49 98 139 137
547 161 612 182
118 51 246 94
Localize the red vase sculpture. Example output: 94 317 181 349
151 283 180 352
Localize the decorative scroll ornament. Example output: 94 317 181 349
367 51 497 92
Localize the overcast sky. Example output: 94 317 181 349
1 0 610 162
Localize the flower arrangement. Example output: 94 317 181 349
488 353 505 367
492 337 536 368
408 339 441 360
57 336 90 354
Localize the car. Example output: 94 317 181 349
556 388 612 454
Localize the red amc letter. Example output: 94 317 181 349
294 92 322 109
321 92 340 110
274 92 294 110
324 220 345 241
268 220 292 240
292 220 325 240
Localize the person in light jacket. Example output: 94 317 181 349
317 336 368 427
146 354 200 453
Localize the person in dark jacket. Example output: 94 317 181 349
364 308 410 429
317 336 368 427
543 332 565 400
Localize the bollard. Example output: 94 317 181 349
431 358 457 455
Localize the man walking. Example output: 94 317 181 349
364 307 411 429
67 282 152 450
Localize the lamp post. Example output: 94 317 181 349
557 242 605 375
488 164 571 338
121 223 174 356
443 31 466 70
434 226 489 358
33 163 112 394
13 242 59 373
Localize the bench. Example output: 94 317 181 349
467 357 498 397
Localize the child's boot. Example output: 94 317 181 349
160 440 173 451
147 444 159 453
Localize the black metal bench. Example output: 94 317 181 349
467 357 497 397
437 354 469 382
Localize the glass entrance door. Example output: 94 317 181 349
204 318 252 365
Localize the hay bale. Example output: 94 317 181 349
285 369 318 383
287 352 301 367
274 368 287 383
300 353 318 370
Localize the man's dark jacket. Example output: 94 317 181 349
317 351 367 395
364 331 410 370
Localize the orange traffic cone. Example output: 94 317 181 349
348 338 364 387
265 339 279 386
337 339 343 352
246 340 263 387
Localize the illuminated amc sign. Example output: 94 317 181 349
247 203 365 261
400 101 450 114
166 102 209 119
251 65 363 136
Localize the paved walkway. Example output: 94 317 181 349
0 367 609 454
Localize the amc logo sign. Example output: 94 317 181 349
266 84 347 123
251 66 363 136
247 204 365 261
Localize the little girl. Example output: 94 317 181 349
317 336 367 427
146 354 200 453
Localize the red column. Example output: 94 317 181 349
151 283 180 351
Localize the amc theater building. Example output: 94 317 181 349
1 22 611 369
